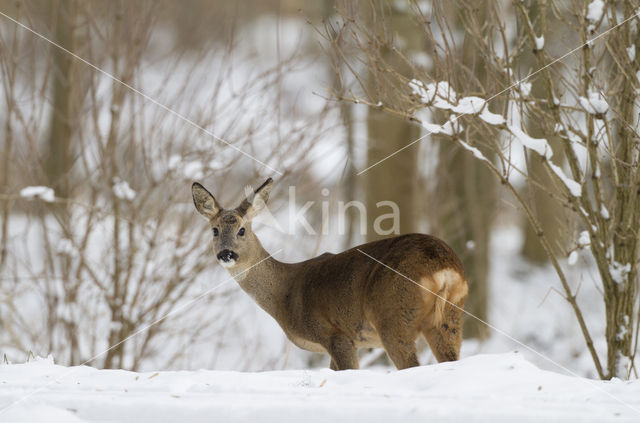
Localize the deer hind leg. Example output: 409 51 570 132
327 334 359 370
423 300 464 362
378 327 420 370
372 319 420 370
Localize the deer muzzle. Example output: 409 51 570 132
217 249 239 266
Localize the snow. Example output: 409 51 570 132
451 96 486 114
610 261 631 284
568 250 579 266
627 45 636 62
56 238 75 255
616 352 631 380
420 115 463 136
600 204 610 220
518 81 532 97
420 121 444 135
534 35 545 50
617 325 628 341
548 162 582 197
168 154 181 170
578 231 591 247
1 352 639 422
112 178 136 201
587 0 605 23
410 82 504 126
508 124 553 158
459 140 490 163
182 161 204 180
19 186 55 203
409 79 457 109
479 108 505 125
579 90 609 115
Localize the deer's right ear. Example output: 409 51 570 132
192 182 221 219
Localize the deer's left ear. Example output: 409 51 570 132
237 178 273 220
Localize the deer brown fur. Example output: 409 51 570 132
192 178 468 370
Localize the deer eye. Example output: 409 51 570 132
213 228 219 236
238 228 245 236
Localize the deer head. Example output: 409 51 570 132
192 178 273 268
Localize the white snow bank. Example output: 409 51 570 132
1 353 639 423
19 186 55 202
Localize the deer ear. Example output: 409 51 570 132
192 182 221 219
237 178 273 220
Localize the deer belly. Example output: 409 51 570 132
287 333 326 353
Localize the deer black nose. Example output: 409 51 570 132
217 249 239 262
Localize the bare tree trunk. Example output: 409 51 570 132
519 1 565 264
520 158 564 263
44 0 79 201
42 0 84 364
364 1 420 242
323 0 357 249
436 140 492 340
0 3 21 267
604 2 638 379
436 0 494 339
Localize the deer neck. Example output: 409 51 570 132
228 240 291 318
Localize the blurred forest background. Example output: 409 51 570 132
0 0 639 380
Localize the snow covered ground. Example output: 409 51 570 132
1 352 638 422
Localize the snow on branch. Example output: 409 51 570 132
479 108 505 125
610 261 631 284
409 79 457 109
20 186 55 202
578 90 608 115
420 115 464 136
410 80 506 126
459 140 490 163
548 162 582 197
450 96 486 114
587 0 604 23
507 124 553 159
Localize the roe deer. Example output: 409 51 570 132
192 178 468 370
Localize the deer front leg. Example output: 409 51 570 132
327 334 358 370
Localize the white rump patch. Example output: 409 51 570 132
425 269 468 304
